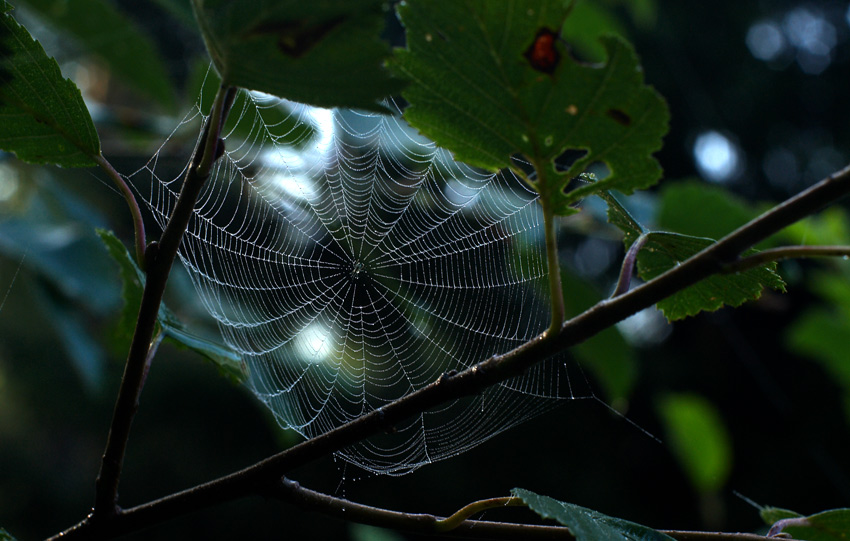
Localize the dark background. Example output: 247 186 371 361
1 0 849 539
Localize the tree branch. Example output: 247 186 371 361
90 84 236 520
722 245 850 274
54 162 850 539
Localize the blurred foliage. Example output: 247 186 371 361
16 0 177 112
657 393 732 495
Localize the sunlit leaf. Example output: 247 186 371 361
97 229 246 382
513 488 675 540
394 0 668 215
657 393 732 493
191 0 403 110
16 0 177 112
0 1 100 167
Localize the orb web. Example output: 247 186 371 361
131 80 587 474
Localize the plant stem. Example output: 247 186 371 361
91 84 236 520
722 245 850 274
612 233 648 297
537 165 565 336
53 162 850 540
93 154 146 265
435 496 524 532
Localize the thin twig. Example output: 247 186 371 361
611 233 648 297
272 478 770 541
53 163 850 540
93 154 146 265
90 84 236 521
435 496 525 532
722 245 850 274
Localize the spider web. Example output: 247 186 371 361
131 78 590 475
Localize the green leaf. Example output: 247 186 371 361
191 0 403 110
561 1 628 63
761 506 802 525
0 527 18 541
602 190 786 320
640 232 785 320
656 180 760 242
788 307 850 420
96 229 246 382
513 488 675 541
16 0 177 112
657 393 732 493
0 1 100 167
394 0 668 215
767 508 850 541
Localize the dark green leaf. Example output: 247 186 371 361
603 190 786 320
561 1 627 62
788 307 850 420
657 393 732 493
760 506 802 525
394 0 668 215
513 488 675 541
640 232 785 320
656 180 759 242
17 0 177 112
0 527 18 541
97 229 246 382
33 280 106 391
0 1 100 167
152 0 198 31
191 0 402 110
767 508 850 541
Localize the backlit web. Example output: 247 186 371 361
131 77 587 474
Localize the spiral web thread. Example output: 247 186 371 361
131 82 590 474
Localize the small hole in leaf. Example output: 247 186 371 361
586 161 611 180
607 109 632 126
553 148 588 173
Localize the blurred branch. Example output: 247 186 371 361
52 162 850 539
723 245 850 274
90 83 236 521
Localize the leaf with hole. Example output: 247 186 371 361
513 488 675 540
0 1 100 167
191 0 403 110
16 0 177 112
393 0 668 215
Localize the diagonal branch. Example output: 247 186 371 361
53 163 850 539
